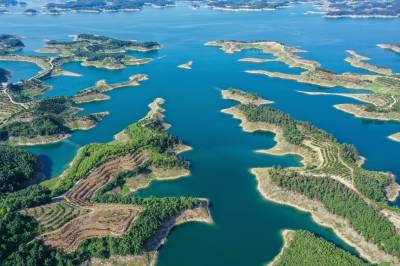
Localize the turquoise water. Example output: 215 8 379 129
1 3 400 265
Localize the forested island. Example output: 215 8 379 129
0 98 211 265
221 89 400 265
208 40 400 141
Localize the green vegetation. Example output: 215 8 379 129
273 230 369 266
41 34 157 70
7 79 50 102
44 118 185 196
228 88 259 100
0 99 206 265
0 95 108 144
0 115 69 141
3 197 200 265
35 96 71 114
238 104 305 145
78 197 199 258
269 167 400 258
0 145 38 193
0 185 51 214
0 212 38 261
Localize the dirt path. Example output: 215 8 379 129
1 83 28 109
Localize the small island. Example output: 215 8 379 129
388 132 400 142
178 60 192 70
221 90 400 265
378 43 400 54
0 98 211 265
269 230 369 266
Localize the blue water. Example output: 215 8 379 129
0 3 399 265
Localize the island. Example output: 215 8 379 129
221 90 400 265
0 98 211 265
207 40 400 126
388 132 400 142
378 43 400 54
269 230 369 266
178 60 193 70
37 34 160 70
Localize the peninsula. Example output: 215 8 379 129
221 90 400 265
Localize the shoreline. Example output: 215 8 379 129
334 104 400 122
221 89 274 106
146 200 213 266
10 133 70 147
221 106 310 166
266 229 293 266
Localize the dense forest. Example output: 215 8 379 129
0 115 69 141
273 230 369 266
0 145 38 193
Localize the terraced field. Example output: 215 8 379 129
310 140 352 179
66 151 150 204
21 201 89 231
41 204 141 253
